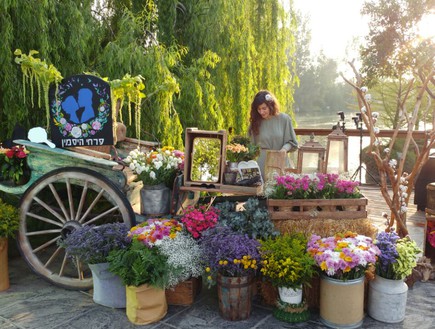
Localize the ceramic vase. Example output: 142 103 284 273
278 285 303 304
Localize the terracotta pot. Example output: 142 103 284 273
0 237 9 291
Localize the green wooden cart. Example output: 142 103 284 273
0 138 157 290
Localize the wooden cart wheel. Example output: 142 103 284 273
17 167 136 290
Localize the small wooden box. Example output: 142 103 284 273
165 277 203 306
183 128 227 188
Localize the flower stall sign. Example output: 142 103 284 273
48 74 113 148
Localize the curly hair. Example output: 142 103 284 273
249 90 280 136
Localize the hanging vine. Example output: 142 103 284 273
109 74 146 141
14 49 63 128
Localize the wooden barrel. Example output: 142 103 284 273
217 274 253 321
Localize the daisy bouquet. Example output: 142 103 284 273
307 231 380 280
124 146 184 187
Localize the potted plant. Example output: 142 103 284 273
259 233 316 305
307 231 380 328
180 204 219 239
367 230 421 323
123 147 184 216
229 135 260 162
200 226 261 321
0 145 30 185
0 198 19 291
58 222 130 308
108 218 193 324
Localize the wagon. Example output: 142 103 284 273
0 138 157 290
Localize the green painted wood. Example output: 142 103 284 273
0 140 127 196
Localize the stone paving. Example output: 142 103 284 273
1 185 435 329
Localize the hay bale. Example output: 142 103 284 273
272 218 377 239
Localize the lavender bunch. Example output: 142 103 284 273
374 231 421 280
200 226 261 286
59 223 130 264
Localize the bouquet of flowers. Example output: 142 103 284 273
0 145 29 184
58 222 130 264
124 146 184 188
200 226 261 286
307 231 380 280
226 143 249 163
374 230 421 280
229 135 260 161
265 173 362 200
180 205 219 239
125 218 203 288
259 233 316 289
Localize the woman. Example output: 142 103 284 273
248 90 298 180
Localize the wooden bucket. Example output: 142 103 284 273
217 274 253 321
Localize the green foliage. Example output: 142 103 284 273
215 198 278 240
0 197 20 238
260 233 316 289
191 137 221 181
107 240 170 288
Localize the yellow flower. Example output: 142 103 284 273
205 267 211 272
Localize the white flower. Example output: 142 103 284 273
360 86 368 93
361 106 367 113
71 126 82 138
265 94 273 102
81 123 88 130
365 94 372 102
402 192 408 199
374 127 380 134
149 171 156 179
384 148 390 154
400 205 408 213
154 160 163 170
389 159 397 168
372 112 379 119
374 139 380 146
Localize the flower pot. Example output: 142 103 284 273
165 276 202 306
367 276 408 323
278 286 303 304
319 275 365 329
89 263 126 308
0 237 9 291
125 284 167 325
227 162 239 172
223 172 238 185
140 183 171 216
217 273 253 321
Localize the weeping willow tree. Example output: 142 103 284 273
158 0 299 136
1 0 298 151
0 0 99 140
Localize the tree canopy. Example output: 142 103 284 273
0 0 298 149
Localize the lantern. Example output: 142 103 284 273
325 127 348 174
297 134 326 174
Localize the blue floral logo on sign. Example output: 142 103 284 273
49 75 113 148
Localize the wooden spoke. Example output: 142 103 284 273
26 212 64 228
33 236 59 253
25 229 62 236
66 179 75 221
44 247 63 268
84 205 120 226
75 181 89 221
78 188 105 223
33 196 66 223
49 183 71 222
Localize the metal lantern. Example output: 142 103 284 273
297 134 326 173
325 127 348 174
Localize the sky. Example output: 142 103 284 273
291 0 368 63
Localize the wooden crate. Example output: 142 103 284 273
424 209 435 262
267 197 368 220
165 277 202 306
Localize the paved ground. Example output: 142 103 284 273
1 186 435 329
1 254 435 329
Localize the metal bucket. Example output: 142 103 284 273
140 183 171 216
